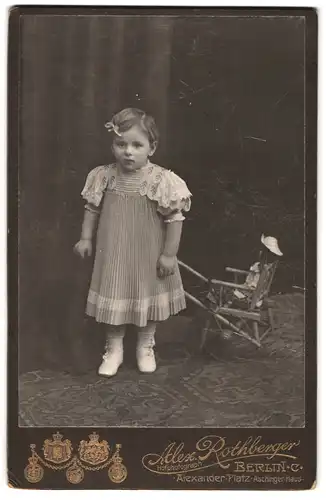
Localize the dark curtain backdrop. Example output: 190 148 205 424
19 15 305 372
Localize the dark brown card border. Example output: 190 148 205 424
7 6 317 490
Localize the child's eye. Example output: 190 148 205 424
133 142 143 149
115 141 125 148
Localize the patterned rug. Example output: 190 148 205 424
19 294 305 427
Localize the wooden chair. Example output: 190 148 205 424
178 259 278 350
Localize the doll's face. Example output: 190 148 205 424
112 125 156 172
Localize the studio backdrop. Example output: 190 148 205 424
18 15 305 372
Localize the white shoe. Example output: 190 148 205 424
98 334 124 377
98 349 123 377
136 345 156 373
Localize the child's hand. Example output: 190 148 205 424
157 254 176 278
73 239 92 258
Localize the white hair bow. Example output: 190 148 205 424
104 121 121 137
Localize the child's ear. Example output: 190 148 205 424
148 141 158 157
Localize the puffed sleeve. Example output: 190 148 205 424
81 165 110 213
155 170 192 223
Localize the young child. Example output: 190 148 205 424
74 108 192 377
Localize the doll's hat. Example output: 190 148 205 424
261 234 283 256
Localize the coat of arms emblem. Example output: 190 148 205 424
78 432 109 465
42 431 72 464
24 451 44 483
25 433 126 484
107 444 127 483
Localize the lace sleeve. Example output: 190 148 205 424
154 170 191 222
81 165 110 207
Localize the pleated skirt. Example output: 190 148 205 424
86 190 186 326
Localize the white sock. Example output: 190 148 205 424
105 325 126 350
137 322 156 348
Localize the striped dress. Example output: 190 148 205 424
81 162 192 327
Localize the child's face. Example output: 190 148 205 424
112 125 156 171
